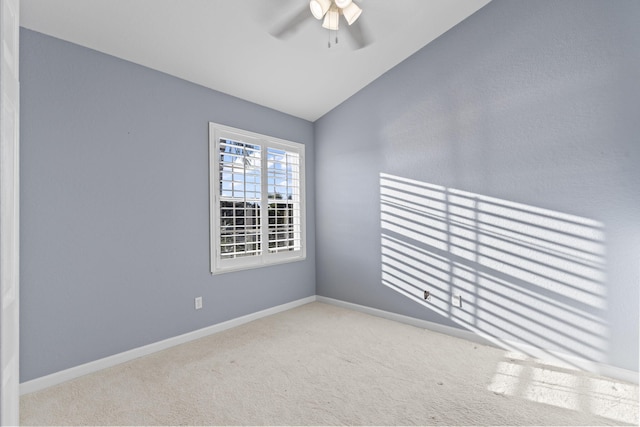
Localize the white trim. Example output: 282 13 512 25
316 296 639 384
0 0 20 423
20 296 316 395
20 294 637 395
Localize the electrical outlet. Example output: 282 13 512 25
195 296 203 310
451 294 462 308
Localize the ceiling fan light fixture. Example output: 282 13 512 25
334 0 353 8
309 0 331 20
342 2 362 25
322 5 340 31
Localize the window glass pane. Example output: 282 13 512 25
266 148 301 254
218 138 262 260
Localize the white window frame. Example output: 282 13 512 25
209 122 306 274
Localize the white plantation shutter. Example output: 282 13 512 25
210 123 306 274
267 147 302 253
218 138 262 260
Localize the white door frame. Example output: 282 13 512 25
0 0 20 424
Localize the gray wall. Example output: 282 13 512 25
315 0 639 372
20 28 316 382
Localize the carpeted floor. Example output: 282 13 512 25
20 302 638 425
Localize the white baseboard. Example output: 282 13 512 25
20 296 317 395
20 294 637 395
316 296 639 385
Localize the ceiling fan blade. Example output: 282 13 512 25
345 19 372 50
269 5 311 39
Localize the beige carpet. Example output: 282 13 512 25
20 302 638 425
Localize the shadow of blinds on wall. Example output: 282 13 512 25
379 172 608 368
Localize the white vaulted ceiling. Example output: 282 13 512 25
20 0 491 121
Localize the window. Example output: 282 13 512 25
209 123 306 274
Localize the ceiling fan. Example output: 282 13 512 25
270 0 372 49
